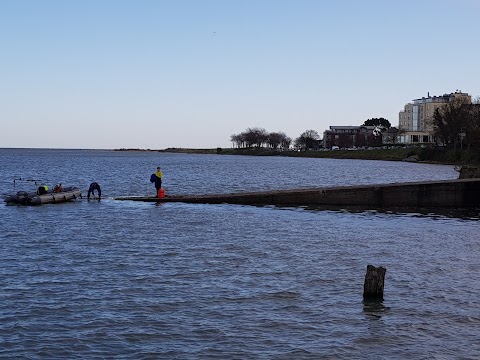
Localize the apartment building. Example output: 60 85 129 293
323 125 381 149
398 90 471 144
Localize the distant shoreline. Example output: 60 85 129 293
113 147 480 166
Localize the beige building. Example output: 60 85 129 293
398 90 471 144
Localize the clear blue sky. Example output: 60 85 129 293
1 0 479 149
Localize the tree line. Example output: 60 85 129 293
230 128 324 151
230 128 291 149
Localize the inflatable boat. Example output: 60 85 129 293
4 186 82 205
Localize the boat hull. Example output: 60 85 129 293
4 187 82 205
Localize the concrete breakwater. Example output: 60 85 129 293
116 178 480 210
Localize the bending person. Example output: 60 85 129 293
37 185 48 195
88 182 101 200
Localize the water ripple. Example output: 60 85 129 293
1 150 479 358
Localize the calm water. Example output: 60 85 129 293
1 149 479 359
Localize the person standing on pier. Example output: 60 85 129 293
150 166 163 196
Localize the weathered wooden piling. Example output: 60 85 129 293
363 265 386 300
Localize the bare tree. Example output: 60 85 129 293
280 134 292 150
382 127 405 145
238 127 268 148
268 132 289 149
230 134 244 148
465 97 480 149
294 130 320 151
433 96 472 149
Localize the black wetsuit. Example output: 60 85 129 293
88 182 101 200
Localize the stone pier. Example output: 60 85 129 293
115 178 480 210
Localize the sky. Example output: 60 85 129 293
1 0 479 149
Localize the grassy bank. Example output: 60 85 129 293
284 147 480 164
162 147 480 165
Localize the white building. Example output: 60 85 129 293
398 90 471 144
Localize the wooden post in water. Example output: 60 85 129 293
363 265 386 300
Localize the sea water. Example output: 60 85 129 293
0 149 479 359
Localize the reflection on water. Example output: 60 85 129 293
301 205 480 220
363 299 389 320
